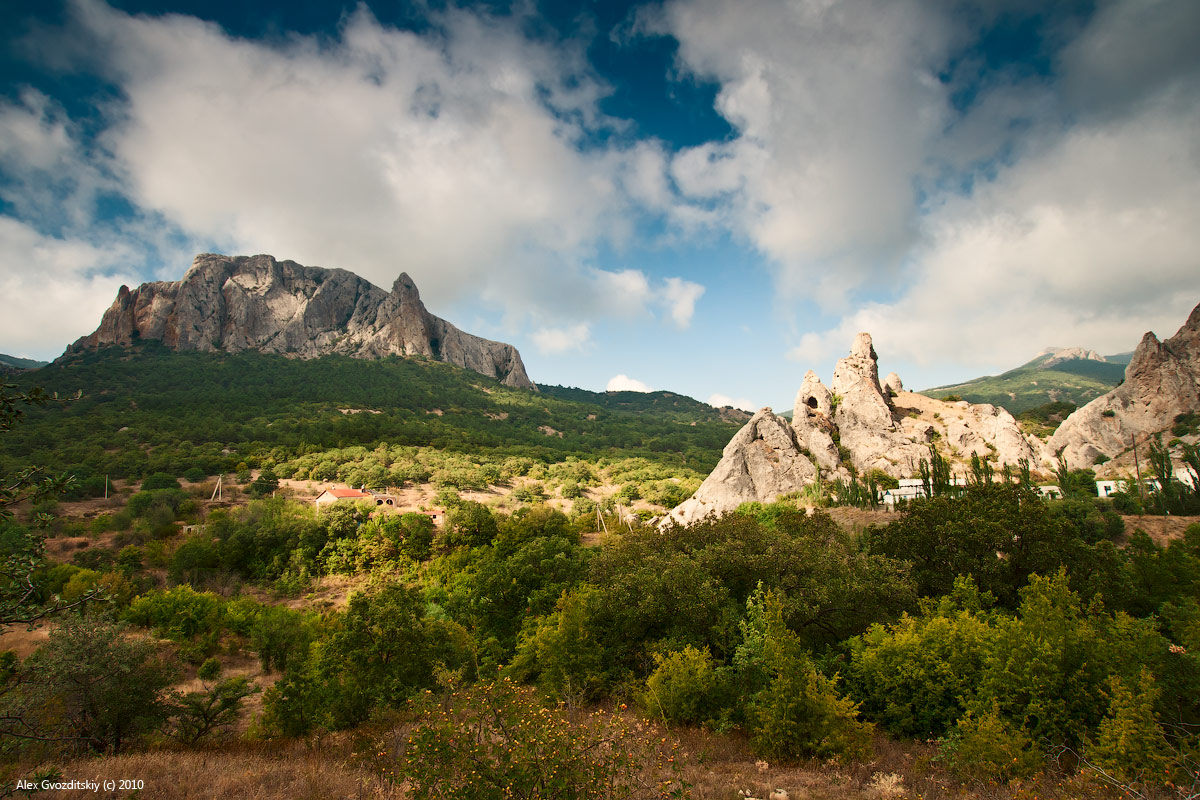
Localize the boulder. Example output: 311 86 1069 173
663 409 817 526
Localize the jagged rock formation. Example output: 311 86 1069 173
66 254 535 389
1036 346 1106 368
822 333 1040 476
792 371 842 473
663 409 818 526
1048 302 1200 467
665 332 1043 524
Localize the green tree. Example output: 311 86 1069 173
248 467 280 498
14 613 176 753
1 384 93 627
1088 670 1171 786
173 658 259 744
868 483 1087 607
743 591 873 761
441 501 499 549
263 583 472 733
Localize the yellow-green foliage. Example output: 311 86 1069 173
392 677 690 800
945 703 1042 782
508 587 608 704
747 594 873 762
847 577 997 737
641 645 721 725
1089 670 1172 785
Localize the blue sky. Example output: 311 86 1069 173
2 0 1199 411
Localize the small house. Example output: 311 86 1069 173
371 493 398 508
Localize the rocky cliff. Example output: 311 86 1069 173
1048 302 1200 467
664 332 1043 525
663 409 818 526
66 254 535 389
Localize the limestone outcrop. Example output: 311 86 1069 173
663 409 818 526
823 334 1040 476
66 253 535 389
1039 347 1106 369
792 371 842 473
1048 302 1200 467
665 332 1043 523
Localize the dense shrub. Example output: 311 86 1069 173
391 678 690 800
262 583 473 734
742 592 873 761
847 578 997 737
1088 671 1172 785
140 472 182 491
941 704 1042 782
11 614 176 754
640 645 727 726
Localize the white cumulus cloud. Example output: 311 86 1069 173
530 323 591 355
707 393 757 412
607 374 654 393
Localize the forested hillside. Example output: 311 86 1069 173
2 344 739 491
922 353 1127 413
3 355 1199 800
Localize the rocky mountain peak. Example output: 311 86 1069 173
1039 346 1106 369
66 253 536 390
391 272 421 300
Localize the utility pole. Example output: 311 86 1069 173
1132 435 1146 504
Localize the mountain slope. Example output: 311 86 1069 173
920 350 1127 413
539 385 752 424
2 345 740 483
0 353 47 375
66 253 534 389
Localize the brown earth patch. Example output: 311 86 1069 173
1121 514 1200 545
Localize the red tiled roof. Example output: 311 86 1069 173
326 488 371 498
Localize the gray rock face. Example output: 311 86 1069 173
66 253 535 389
663 409 817 526
1048 302 1200 466
792 371 844 474
882 372 903 394
664 332 1044 524
1040 347 1106 369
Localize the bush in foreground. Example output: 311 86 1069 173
386 677 690 800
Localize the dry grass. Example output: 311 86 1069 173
642 727 1129 800
35 739 403 800
16 721 1139 800
0 624 51 658
1120 514 1200 545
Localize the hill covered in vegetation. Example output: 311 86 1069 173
1 344 740 490
920 351 1129 413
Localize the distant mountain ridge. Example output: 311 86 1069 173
920 348 1131 413
66 253 534 389
0 353 48 372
